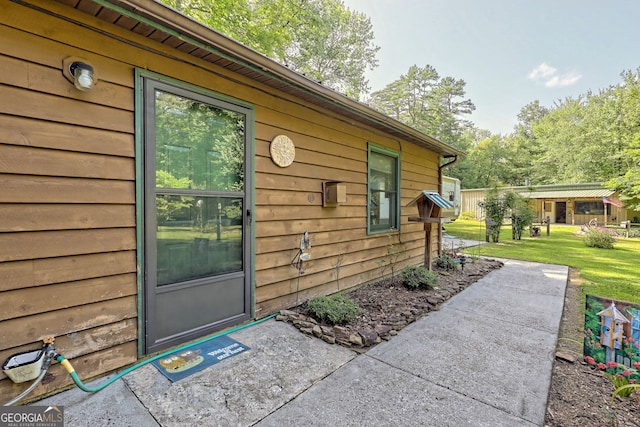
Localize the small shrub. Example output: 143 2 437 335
434 254 458 270
584 227 617 249
401 265 438 289
307 294 360 325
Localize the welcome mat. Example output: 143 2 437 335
152 336 250 382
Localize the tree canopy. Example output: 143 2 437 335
366 65 475 147
162 0 379 99
161 0 640 208
448 69 640 210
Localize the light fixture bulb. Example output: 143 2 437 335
70 62 95 91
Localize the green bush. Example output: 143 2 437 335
584 227 617 249
307 294 360 325
401 265 438 289
434 254 457 270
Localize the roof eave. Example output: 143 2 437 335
98 0 463 157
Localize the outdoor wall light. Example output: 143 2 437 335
62 57 97 92
69 62 95 91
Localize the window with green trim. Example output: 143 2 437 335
368 145 400 233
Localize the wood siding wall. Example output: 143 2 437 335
0 0 139 401
460 190 486 218
0 0 440 401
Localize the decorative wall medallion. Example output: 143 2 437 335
270 135 295 167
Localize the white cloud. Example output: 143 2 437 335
528 62 582 88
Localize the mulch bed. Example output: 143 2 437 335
277 258 503 350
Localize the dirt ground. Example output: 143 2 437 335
285 260 640 426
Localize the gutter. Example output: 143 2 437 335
90 0 463 157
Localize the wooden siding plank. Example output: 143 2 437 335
255 205 365 222
255 189 366 207
255 243 420 287
256 228 366 254
0 204 134 232
255 124 366 163
0 261 34 293
255 105 399 154
256 237 423 271
0 85 133 133
0 115 133 157
0 342 138 403
0 296 136 349
255 140 366 174
256 225 423 256
255 217 363 239
256 173 331 193
0 318 137 381
255 157 364 184
0 251 136 292
255 116 365 157
256 258 382 303
0 54 133 111
46 318 137 360
0 228 136 262
0 175 134 204
255 189 322 207
0 25 134 88
0 273 136 321
0 145 134 180
403 170 439 186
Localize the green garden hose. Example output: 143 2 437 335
56 314 277 393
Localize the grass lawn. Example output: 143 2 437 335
445 219 640 304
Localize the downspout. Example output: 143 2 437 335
438 155 459 256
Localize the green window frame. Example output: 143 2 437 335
367 144 400 234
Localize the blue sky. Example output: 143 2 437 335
341 0 640 135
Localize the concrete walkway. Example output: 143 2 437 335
34 259 568 426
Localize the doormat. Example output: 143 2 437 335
152 336 250 382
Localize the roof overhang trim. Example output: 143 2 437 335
85 0 463 157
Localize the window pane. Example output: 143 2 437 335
369 149 398 231
370 151 397 191
575 201 604 215
156 195 243 286
155 91 244 191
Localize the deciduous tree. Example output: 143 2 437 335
162 0 379 99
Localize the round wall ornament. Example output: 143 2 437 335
270 134 295 167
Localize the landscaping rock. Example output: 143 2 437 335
277 258 504 351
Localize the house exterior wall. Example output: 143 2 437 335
0 0 442 400
460 189 486 218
